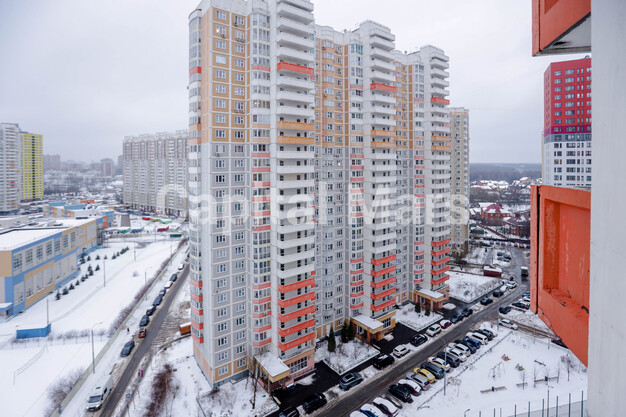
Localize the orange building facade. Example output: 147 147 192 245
530 185 590 365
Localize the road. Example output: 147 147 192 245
271 245 530 416
98 264 189 417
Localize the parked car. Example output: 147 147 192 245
468 332 489 345
278 406 300 417
499 305 512 314
522 296 531 303
444 346 468 362
425 324 442 337
152 296 163 306
85 375 113 411
302 393 327 414
392 345 409 358
480 296 493 305
146 306 156 316
373 354 395 370
405 372 431 390
450 342 472 356
522 291 531 297
439 319 452 329
410 334 428 347
436 351 460 367
499 319 518 330
372 397 399 417
512 301 529 310
120 340 135 357
414 368 436 383
420 362 445 379
138 328 146 338
388 385 413 403
462 307 473 317
158 289 167 297
169 273 178 282
177 263 184 271
497 251 506 257
460 337 482 351
339 372 363 390
505 281 517 289
350 412 368 417
450 313 463 323
476 328 496 340
398 379 422 396
360 404 386 417
139 314 150 326
428 356 451 372
493 289 504 298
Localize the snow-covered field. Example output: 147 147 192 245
396 304 443 332
0 239 187 417
315 339 380 375
400 331 587 417
465 246 490 265
448 271 502 303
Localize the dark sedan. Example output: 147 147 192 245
410 334 428 347
302 393 326 414
420 361 445 379
120 340 135 357
388 384 413 403
480 296 493 305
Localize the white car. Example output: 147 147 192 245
428 356 451 372
451 342 471 355
350 412 368 417
445 347 468 362
372 397 399 417
398 378 422 396
177 263 185 271
392 345 409 358
505 281 517 289
361 404 385 417
425 324 442 337
499 319 518 330
522 296 531 303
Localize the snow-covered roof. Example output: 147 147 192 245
352 314 384 332
0 302 12 311
255 352 289 382
415 288 445 301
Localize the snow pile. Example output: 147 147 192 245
465 246 489 265
315 339 380 375
395 304 443 332
448 271 502 303
506 309 553 334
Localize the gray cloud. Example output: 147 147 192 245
0 0 587 163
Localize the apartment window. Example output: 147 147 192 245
217 293 228 303
218 366 228 376
217 308 227 318
215 84 226 94
215 55 227 64
215 99 226 109
215 114 226 123
234 58 244 68
234 72 245 82
216 69 227 79
218 337 228 347
216 264 227 273
234 44 245 53
234 87 244 96
235 289 245 298
216 40 226 50
236 317 245 326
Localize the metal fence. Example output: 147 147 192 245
469 392 588 417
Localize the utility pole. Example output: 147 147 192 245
103 259 106 287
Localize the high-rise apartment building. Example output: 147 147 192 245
122 131 189 217
20 132 44 202
449 108 470 255
188 0 451 389
542 57 592 188
100 158 115 177
43 154 61 171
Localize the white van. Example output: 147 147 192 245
468 332 488 345
85 375 113 411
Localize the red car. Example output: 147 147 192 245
156 226 169 232
138 328 146 338
142 217 150 221
440 319 452 329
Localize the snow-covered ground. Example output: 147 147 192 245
448 271 502 303
465 246 490 265
315 339 380 375
396 304 443 332
396 330 587 417
5 241 188 417
506 309 554 334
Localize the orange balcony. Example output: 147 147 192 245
431 274 449 286
432 238 451 247
370 83 396 93
350 279 365 287
278 319 316 337
371 265 396 278
278 305 316 322
278 292 315 308
277 136 315 145
371 287 397 300
372 275 397 289
350 302 364 309
278 332 315 351
278 277 315 293
371 141 397 149
254 338 272 348
431 246 450 257
253 296 272 305
351 291 364 298
431 145 451 152
431 257 449 267
190 292 203 302
372 254 396 266
371 129 396 137
431 97 450 105
277 61 314 75
278 121 315 130
431 265 450 276
371 298 396 312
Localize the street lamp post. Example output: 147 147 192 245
103 259 106 287
441 335 448 396
90 321 103 374
464 409 471 417
144 267 153 301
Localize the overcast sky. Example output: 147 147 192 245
0 0 586 163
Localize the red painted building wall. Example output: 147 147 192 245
530 185 590 365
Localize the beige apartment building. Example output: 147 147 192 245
188 0 453 389
449 107 470 255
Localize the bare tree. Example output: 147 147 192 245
519 370 528 390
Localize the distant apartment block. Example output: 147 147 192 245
188 0 453 389
449 107 470 255
0 123 44 214
100 158 115 177
43 154 61 171
122 131 189 217
542 57 592 188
